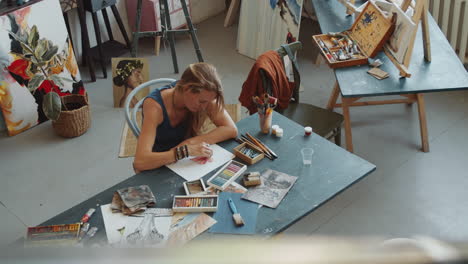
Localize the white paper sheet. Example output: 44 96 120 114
166 144 234 181
101 204 171 247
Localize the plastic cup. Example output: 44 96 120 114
258 111 273 134
301 148 314 165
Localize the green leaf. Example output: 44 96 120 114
27 75 45 92
28 25 39 48
7 30 23 43
42 43 58 62
42 92 61 121
35 39 48 59
20 42 34 55
50 74 64 87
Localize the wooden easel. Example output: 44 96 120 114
326 0 433 153
383 0 431 77
337 0 431 78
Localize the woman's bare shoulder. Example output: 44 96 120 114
143 98 164 123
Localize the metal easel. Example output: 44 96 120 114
131 0 204 73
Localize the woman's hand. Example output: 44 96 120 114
187 142 213 158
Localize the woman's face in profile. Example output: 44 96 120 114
126 68 143 89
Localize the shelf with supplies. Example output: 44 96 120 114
313 1 395 68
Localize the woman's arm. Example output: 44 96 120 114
179 103 238 146
133 99 177 172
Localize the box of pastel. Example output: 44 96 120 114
233 142 265 165
172 195 218 213
183 179 207 195
312 1 395 68
207 160 247 190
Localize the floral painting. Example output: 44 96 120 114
0 0 85 136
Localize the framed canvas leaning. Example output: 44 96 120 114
112 57 149 108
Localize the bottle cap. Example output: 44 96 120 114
271 125 279 135
304 126 312 136
276 128 283 137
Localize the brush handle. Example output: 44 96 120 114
228 198 238 214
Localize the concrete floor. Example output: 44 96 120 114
1 13 468 247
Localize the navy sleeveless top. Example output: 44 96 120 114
145 81 189 152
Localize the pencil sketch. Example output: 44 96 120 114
125 214 165 247
241 169 297 208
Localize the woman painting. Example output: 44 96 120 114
134 63 238 172
113 59 144 108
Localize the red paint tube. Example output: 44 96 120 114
80 208 96 224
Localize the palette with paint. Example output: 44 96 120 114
172 195 218 213
207 160 247 190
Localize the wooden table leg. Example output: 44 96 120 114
327 82 340 110
342 97 354 153
416 93 430 152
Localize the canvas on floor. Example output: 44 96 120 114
112 57 149 108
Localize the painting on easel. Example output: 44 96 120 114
374 0 416 63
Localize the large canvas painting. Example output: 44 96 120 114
0 0 85 136
237 0 303 59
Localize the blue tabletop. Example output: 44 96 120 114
41 112 375 241
219 112 376 234
312 0 468 97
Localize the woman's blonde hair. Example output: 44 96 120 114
175 63 225 137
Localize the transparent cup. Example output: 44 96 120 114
301 148 314 165
258 111 273 134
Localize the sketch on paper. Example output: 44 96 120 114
124 214 165 247
242 169 297 208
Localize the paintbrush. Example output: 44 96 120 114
228 198 244 226
240 136 274 160
245 133 278 159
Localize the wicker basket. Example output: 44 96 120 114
52 93 91 138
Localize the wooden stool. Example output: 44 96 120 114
83 0 131 79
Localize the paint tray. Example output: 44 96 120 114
312 1 395 68
172 195 218 213
207 160 247 190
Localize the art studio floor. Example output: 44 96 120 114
1 13 468 247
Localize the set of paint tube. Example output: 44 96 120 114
78 208 98 245
252 93 278 115
319 34 362 62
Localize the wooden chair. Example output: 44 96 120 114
124 78 243 138
260 42 344 145
124 78 176 138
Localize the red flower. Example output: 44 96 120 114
37 80 71 97
76 86 85 95
8 59 31 80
